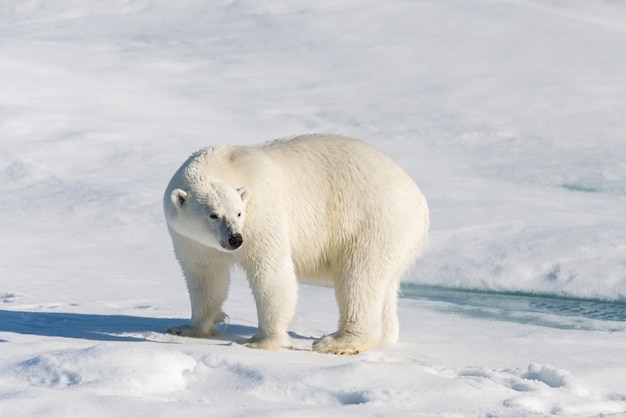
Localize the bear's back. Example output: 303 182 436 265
252 134 427 280
256 134 421 210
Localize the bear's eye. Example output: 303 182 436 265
209 213 219 219
237 212 241 217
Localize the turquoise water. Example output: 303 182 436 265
400 284 626 331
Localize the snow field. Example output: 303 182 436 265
2 0 626 416
3 289 626 417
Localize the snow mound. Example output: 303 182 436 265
10 345 196 397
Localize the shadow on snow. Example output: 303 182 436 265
0 310 257 342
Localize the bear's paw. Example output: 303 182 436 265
312 332 373 355
166 324 218 338
241 332 290 351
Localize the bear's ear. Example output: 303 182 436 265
171 189 188 208
238 186 251 204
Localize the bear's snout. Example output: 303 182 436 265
228 233 243 249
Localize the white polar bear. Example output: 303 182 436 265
164 134 429 354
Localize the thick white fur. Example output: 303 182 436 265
163 134 429 354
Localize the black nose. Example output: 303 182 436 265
228 233 243 249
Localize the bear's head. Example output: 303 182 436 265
165 181 251 252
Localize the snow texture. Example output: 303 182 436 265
1 0 625 416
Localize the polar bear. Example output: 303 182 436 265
164 134 428 354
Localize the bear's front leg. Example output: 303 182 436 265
167 247 231 339
242 258 298 350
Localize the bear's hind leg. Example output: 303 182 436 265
313 262 391 354
380 278 400 345
312 285 385 354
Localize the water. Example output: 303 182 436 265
400 284 626 331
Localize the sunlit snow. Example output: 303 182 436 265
1 1 625 416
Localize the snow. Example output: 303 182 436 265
1 0 625 416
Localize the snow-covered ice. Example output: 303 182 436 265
1 0 625 416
